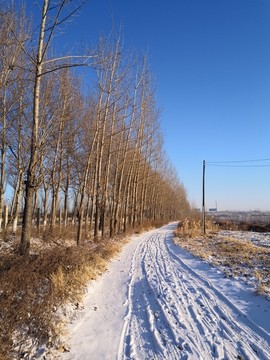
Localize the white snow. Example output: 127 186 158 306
61 223 270 360
219 229 270 248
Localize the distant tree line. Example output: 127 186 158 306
0 0 191 254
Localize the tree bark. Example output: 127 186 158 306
20 0 48 254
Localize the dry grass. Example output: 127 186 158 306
177 218 218 238
0 235 124 360
175 222 270 298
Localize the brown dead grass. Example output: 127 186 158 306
0 236 124 360
177 218 218 238
175 223 270 298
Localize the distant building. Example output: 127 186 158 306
209 208 217 212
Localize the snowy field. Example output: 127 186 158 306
58 223 270 360
219 230 270 249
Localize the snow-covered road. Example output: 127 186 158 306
62 223 270 360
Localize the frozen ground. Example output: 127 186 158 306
219 230 270 249
60 223 270 360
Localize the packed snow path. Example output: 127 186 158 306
62 223 270 360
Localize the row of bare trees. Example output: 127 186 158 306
0 1 191 254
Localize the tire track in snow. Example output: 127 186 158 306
118 223 270 360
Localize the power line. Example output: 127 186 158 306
207 158 270 164
206 158 270 168
206 164 270 168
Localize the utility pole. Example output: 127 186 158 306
202 160 206 235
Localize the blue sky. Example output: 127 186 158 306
33 0 270 211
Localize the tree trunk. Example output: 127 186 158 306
19 0 48 254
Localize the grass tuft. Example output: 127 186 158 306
177 218 218 238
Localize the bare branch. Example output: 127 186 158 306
42 54 98 65
5 22 36 66
8 146 18 160
39 62 94 76
41 0 65 61
42 0 88 61
45 0 88 32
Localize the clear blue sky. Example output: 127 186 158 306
33 0 270 211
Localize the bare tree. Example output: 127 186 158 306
0 3 28 232
1 2 191 247
7 89 29 234
16 0 94 254
45 70 81 230
90 38 123 239
75 99 98 244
